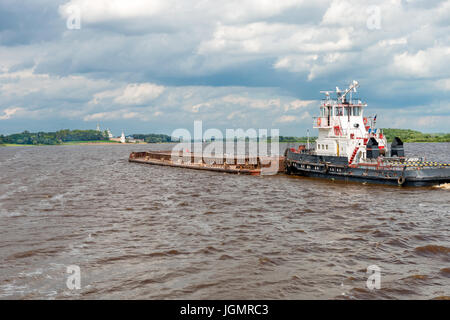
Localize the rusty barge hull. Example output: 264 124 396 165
129 151 284 176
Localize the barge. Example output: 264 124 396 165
284 80 450 187
129 151 284 176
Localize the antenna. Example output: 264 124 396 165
337 80 359 103
320 91 333 101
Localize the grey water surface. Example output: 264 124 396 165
0 143 449 299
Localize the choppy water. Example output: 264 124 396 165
0 143 449 300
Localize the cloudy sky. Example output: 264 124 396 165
0 0 449 136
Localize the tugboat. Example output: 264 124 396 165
284 80 450 187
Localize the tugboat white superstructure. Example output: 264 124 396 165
313 80 387 163
285 81 450 187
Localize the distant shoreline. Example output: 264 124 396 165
2 141 449 147
1 128 449 146
0 141 148 146
62 141 147 145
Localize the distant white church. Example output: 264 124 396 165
96 124 143 144
96 123 113 139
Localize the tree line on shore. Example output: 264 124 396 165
0 129 108 145
381 129 450 143
131 134 173 143
1 128 449 145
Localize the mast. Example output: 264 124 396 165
307 129 310 150
336 80 359 103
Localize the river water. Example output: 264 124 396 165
0 143 449 299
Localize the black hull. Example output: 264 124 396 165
285 151 450 187
287 166 449 187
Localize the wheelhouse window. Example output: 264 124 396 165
336 107 343 116
353 106 361 116
344 107 351 116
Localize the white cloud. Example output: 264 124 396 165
227 111 245 120
378 37 408 47
320 0 381 27
187 94 284 114
59 0 170 23
221 95 281 109
198 22 353 55
274 54 319 73
0 107 23 120
284 99 316 112
321 0 355 26
300 111 312 120
114 83 165 105
60 0 305 26
392 46 450 78
0 69 111 99
0 0 449 134
83 109 147 121
0 68 49 80
276 115 298 123
91 83 165 106
190 102 212 113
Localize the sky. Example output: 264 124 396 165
0 0 449 136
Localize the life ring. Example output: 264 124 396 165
363 117 368 125
317 118 322 126
397 176 405 185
